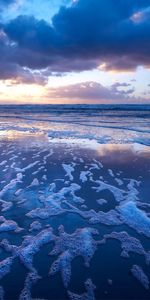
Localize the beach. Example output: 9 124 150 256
0 105 150 299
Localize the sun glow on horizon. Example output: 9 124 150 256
0 0 150 104
0 65 150 104
0 81 45 104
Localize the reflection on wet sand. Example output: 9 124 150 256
0 108 150 300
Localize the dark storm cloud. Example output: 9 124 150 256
1 0 150 79
0 31 48 84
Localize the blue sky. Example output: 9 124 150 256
0 0 150 104
1 0 71 23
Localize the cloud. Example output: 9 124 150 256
0 0 19 9
0 28 49 83
111 82 134 95
0 62 48 84
111 82 132 88
1 0 150 78
47 81 137 103
0 0 15 5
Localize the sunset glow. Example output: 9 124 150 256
0 2 150 299
0 0 150 104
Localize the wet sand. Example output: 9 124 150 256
0 109 150 300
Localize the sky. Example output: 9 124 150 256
0 0 150 104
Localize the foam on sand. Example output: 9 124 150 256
0 217 23 233
62 163 75 181
0 173 23 198
19 227 55 271
131 265 149 290
68 279 96 300
92 180 125 202
29 178 39 187
0 106 150 298
48 137 100 150
65 202 122 226
118 201 150 237
49 226 99 287
0 227 55 273
104 231 150 264
27 183 84 219
29 221 42 232
0 257 14 280
0 200 13 212
15 161 40 173
19 271 41 300
80 171 91 183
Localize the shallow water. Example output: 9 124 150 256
0 105 150 300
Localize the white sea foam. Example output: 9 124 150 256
62 163 75 181
68 279 96 300
29 221 42 232
0 200 13 212
0 173 23 198
80 171 91 183
118 201 150 237
49 226 99 287
15 161 40 173
48 137 100 150
131 265 149 290
104 231 150 263
0 257 14 280
0 218 23 233
27 183 84 219
19 271 41 300
0 106 150 298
